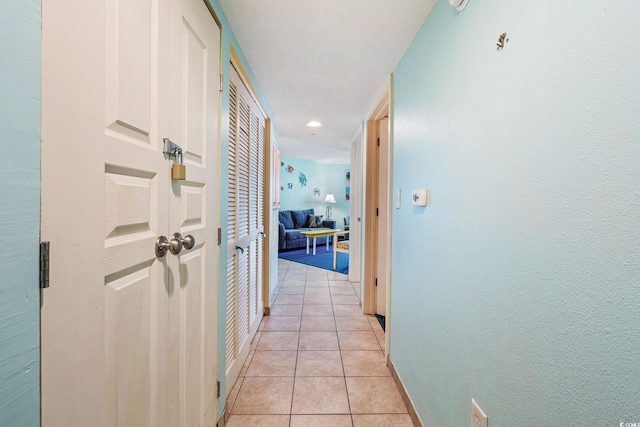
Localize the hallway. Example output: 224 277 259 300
225 260 414 426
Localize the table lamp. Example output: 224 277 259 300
324 194 336 219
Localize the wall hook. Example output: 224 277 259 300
496 32 508 51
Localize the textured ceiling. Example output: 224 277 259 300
218 0 437 163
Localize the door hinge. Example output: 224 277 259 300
377 137 380 147
219 74 224 92
217 380 221 398
218 228 222 245
40 241 50 289
375 278 378 287
376 208 379 217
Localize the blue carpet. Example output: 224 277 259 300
278 245 349 274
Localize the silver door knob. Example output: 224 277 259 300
172 232 195 250
155 235 182 257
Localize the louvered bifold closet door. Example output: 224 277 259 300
249 113 260 323
225 65 267 392
256 120 265 319
225 80 239 376
236 89 251 353
226 79 251 379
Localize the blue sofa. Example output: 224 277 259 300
278 208 337 251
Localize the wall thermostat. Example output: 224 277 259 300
412 190 427 206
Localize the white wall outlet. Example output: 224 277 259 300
395 189 401 209
411 189 427 206
471 399 487 427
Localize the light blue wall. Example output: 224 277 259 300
391 0 640 425
0 0 41 426
280 157 350 227
204 0 278 416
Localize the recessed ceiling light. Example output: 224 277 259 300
307 121 322 127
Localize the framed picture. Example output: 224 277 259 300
345 169 350 201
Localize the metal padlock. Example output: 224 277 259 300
164 138 186 181
172 163 186 180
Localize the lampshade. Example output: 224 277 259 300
324 194 336 204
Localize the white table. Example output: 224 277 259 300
300 229 342 255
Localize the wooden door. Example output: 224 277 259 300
41 0 220 425
225 64 266 392
376 117 390 315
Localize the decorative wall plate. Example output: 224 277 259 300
448 0 469 12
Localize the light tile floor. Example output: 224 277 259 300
226 260 414 427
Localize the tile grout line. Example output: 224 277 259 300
276 262 295 426
288 265 308 422
331 277 356 426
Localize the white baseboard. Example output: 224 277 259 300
388 357 424 427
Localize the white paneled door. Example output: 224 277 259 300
225 64 267 392
41 0 220 425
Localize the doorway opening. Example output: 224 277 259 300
362 83 392 354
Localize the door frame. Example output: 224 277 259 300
265 123 277 313
362 80 392 355
348 133 362 284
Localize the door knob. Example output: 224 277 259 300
172 232 195 250
155 235 182 257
